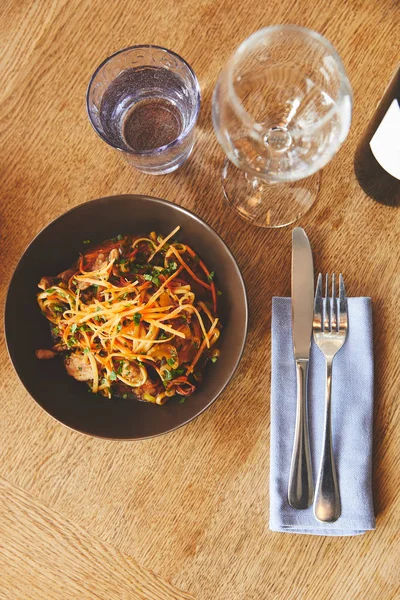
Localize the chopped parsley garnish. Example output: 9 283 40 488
116 324 122 332
70 323 77 333
52 326 59 336
207 271 215 282
178 397 186 404
217 290 223 296
143 273 160 286
123 394 128 399
52 305 64 313
109 370 117 381
83 348 90 354
45 288 56 294
161 261 178 275
67 337 77 347
211 356 218 363
116 362 124 375
159 332 168 340
112 234 124 242
133 313 142 325
82 239 91 244
163 367 186 382
167 358 175 366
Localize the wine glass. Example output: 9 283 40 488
212 26 352 228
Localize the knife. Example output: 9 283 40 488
288 227 314 509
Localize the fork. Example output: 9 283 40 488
313 273 348 523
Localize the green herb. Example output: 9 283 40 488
83 348 90 354
52 326 59 336
116 324 122 332
112 234 124 242
52 305 64 313
211 356 218 363
70 324 77 333
143 273 160 286
163 369 173 382
78 324 91 332
101 378 108 385
119 258 127 265
207 271 215 282
193 341 199 349
161 261 178 275
83 239 91 244
117 362 124 375
167 358 175 366
159 332 168 340
109 370 117 381
133 313 142 325
45 288 56 294
136 359 143 366
96 306 101 312
175 367 185 376
164 367 186 381
67 337 77 347
178 397 186 404
217 290 223 296
78 367 82 371
123 394 128 399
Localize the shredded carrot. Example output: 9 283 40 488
170 246 211 291
186 246 217 313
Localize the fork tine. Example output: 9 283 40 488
314 273 324 331
324 274 331 332
313 273 324 331
331 273 338 331
339 274 348 330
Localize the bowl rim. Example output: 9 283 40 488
4 194 249 440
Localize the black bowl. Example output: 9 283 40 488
5 195 248 439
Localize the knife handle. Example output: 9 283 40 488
288 359 314 509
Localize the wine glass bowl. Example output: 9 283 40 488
212 26 353 227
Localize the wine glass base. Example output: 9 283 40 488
221 159 321 228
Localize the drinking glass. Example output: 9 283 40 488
87 45 201 175
212 26 352 227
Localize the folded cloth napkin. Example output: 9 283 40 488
269 297 375 535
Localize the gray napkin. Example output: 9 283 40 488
269 297 375 535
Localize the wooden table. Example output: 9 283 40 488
1 1 399 598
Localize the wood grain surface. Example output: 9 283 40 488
1 0 399 599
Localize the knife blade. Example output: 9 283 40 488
288 227 314 509
292 228 314 360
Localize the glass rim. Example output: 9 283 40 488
224 25 352 137
86 44 201 156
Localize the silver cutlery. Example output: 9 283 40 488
288 228 314 509
313 273 348 522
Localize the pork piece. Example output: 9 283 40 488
38 276 57 291
35 349 57 360
57 267 76 283
64 353 93 382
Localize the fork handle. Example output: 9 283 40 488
314 360 341 522
288 359 314 509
